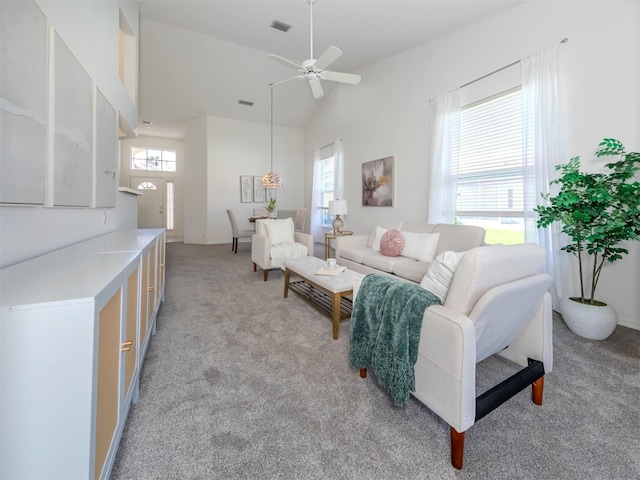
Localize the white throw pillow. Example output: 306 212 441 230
420 250 466 302
371 226 388 251
264 218 295 245
400 231 440 262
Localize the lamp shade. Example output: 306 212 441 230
260 172 281 188
329 200 348 216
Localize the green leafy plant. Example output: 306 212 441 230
535 138 640 305
265 197 277 213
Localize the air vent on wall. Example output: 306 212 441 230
270 20 291 32
238 100 254 106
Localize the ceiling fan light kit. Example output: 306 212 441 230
268 0 361 99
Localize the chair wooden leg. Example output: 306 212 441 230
450 427 465 470
532 375 545 405
263 269 269 281
234 238 238 253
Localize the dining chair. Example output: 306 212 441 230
294 208 308 232
253 208 269 217
226 209 254 254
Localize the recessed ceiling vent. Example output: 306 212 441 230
238 100 254 106
270 20 291 33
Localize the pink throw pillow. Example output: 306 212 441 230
380 229 405 257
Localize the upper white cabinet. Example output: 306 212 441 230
0 229 166 480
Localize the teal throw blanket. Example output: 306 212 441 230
349 274 441 406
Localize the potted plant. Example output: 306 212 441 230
265 197 277 218
535 138 640 339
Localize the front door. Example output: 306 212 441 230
130 177 163 228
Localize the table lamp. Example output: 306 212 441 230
329 199 348 234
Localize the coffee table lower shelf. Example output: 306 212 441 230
286 279 354 339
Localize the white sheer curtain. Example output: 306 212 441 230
521 44 563 303
310 139 344 244
310 147 324 243
427 89 460 224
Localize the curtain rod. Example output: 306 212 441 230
459 38 568 89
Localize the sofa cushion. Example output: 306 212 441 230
362 252 413 273
263 217 295 245
340 245 376 264
419 251 466 302
445 244 546 315
400 231 440 262
372 226 387 251
368 221 403 247
432 223 486 255
380 229 405 257
392 261 430 283
400 222 436 234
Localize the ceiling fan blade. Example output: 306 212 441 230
270 75 305 88
267 54 304 71
309 77 324 99
320 71 362 85
314 46 342 71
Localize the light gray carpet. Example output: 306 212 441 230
111 242 640 480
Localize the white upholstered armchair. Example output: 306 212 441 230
353 243 553 469
252 217 315 281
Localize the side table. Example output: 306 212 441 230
324 230 353 260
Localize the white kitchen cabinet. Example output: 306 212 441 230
0 229 165 479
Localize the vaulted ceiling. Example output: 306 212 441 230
138 0 525 138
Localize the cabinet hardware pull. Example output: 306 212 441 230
121 340 133 352
148 286 154 292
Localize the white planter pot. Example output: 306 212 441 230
560 296 618 340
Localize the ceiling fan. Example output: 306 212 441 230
267 0 361 99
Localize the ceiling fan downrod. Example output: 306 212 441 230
308 0 315 61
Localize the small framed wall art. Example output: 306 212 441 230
362 156 394 206
240 175 252 203
253 176 265 203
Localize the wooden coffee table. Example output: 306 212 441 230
283 256 365 340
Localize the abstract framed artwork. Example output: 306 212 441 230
240 175 252 203
253 176 265 203
362 156 394 206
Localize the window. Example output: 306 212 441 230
319 154 335 226
454 88 525 244
166 181 174 231
136 182 157 190
131 147 176 172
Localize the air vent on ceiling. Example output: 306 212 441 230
238 100 254 106
270 20 291 32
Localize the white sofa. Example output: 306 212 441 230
352 243 553 468
335 222 486 283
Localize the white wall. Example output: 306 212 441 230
36 0 139 133
184 117 209 244
304 1 640 329
183 115 304 245
0 0 139 268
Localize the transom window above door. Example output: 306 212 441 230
131 147 176 172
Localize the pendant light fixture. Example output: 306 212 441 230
261 85 281 189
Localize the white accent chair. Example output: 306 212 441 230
353 243 553 469
252 217 315 281
226 209 254 254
